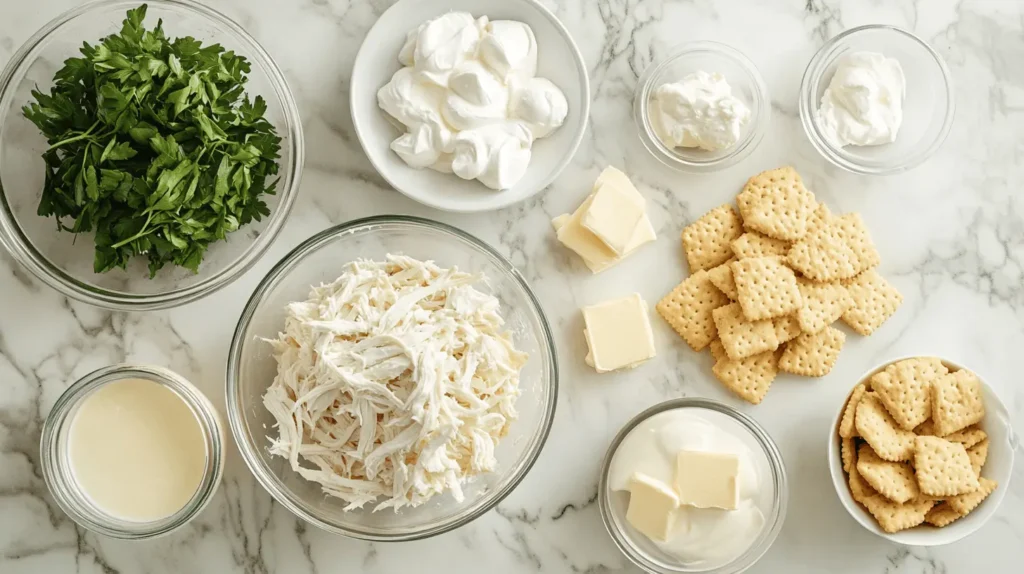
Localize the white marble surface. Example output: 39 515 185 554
1 0 1023 572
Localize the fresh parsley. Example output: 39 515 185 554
22 4 282 277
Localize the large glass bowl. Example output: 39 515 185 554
225 216 558 540
0 0 303 310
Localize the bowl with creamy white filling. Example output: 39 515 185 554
599 398 787 574
350 0 589 212
226 216 557 540
799 25 954 175
633 42 770 173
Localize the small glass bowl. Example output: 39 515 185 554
633 42 770 172
598 398 788 574
40 364 225 540
799 25 955 175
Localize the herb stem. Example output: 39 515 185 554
46 120 101 151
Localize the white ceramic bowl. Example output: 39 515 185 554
827 357 1016 545
350 0 589 213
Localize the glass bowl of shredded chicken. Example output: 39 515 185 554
226 215 557 540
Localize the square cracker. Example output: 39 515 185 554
841 437 856 473
712 303 780 360
856 394 916 462
736 166 817 241
945 425 987 449
914 436 980 497
804 202 833 237
796 278 852 334
848 457 878 503
707 259 738 300
839 383 868 438
730 231 790 259
870 360 941 432
787 213 880 282
778 326 845 377
657 270 731 351
948 477 997 516
732 257 803 321
681 204 743 273
711 350 779 405
857 444 920 504
841 270 903 335
925 502 963 528
773 315 802 344
931 369 985 436
709 339 728 363
862 495 935 534
967 439 989 475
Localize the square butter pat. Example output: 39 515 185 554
626 472 679 542
582 293 656 373
674 450 740 510
581 183 645 255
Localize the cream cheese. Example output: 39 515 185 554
649 71 751 152
816 51 906 147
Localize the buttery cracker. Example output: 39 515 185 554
924 502 962 528
948 477 997 516
707 259 739 300
786 219 861 282
773 314 802 344
870 361 936 432
796 278 852 334
709 339 728 364
736 167 817 241
732 257 803 321
857 444 920 504
711 350 779 405
841 269 903 335
914 436 980 497
778 326 845 377
862 495 935 534
848 453 878 503
730 231 790 260
681 204 744 272
856 394 916 462
657 270 731 351
712 303 780 360
967 439 989 475
931 369 985 436
945 426 987 450
841 436 856 473
839 383 868 439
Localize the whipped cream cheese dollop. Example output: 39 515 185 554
816 51 906 147
378 12 568 190
262 256 527 511
649 71 751 152
609 409 766 566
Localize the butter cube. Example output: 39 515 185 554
626 472 679 542
674 450 740 510
582 293 656 373
581 183 645 255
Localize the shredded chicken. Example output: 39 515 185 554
262 255 526 511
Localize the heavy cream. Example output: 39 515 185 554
378 12 568 190
609 409 766 566
816 51 906 147
68 378 207 522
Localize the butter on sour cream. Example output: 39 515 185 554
378 13 568 190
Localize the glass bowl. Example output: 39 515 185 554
799 25 954 175
633 42 769 172
598 398 788 574
225 215 558 541
0 0 303 310
40 364 225 540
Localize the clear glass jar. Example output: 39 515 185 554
40 364 225 540
598 398 788 574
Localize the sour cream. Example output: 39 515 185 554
816 51 906 147
649 71 751 152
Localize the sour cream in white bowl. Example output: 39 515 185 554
351 0 589 213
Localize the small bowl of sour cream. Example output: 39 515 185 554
634 42 770 173
598 398 787 574
799 25 955 175
40 365 225 539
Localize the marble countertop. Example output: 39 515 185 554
2 0 1023 572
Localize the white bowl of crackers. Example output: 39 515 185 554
828 356 1016 544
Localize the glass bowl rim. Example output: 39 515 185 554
39 363 225 540
633 41 770 173
598 397 789 574
797 24 955 175
225 214 560 541
0 0 304 311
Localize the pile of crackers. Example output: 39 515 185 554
838 357 997 533
656 166 903 405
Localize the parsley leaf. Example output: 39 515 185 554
23 3 282 277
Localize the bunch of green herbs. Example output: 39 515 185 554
22 4 282 277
